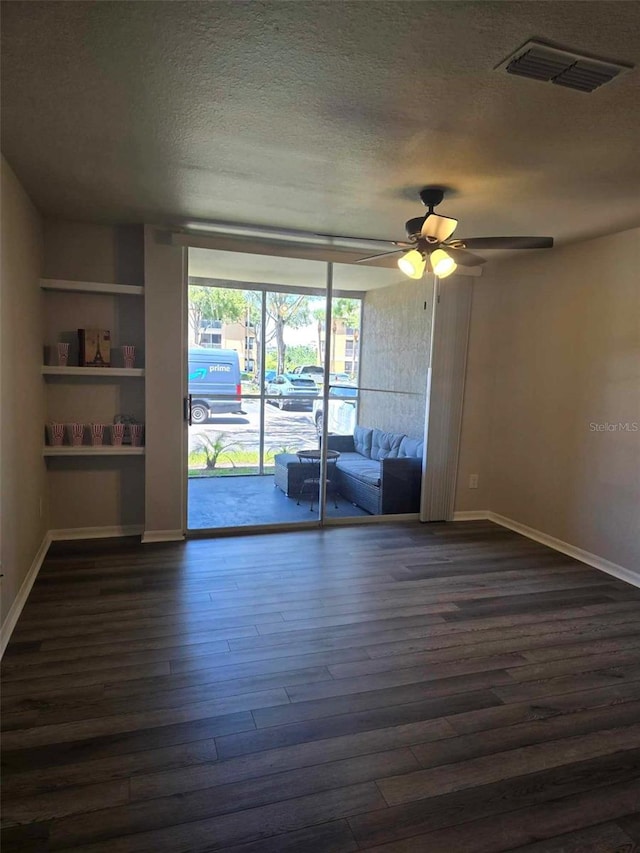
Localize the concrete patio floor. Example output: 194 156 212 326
188 474 369 530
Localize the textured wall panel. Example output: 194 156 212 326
359 276 433 439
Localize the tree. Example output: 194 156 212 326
246 292 312 375
285 344 318 372
332 298 361 330
264 351 278 370
312 307 325 367
268 293 311 374
188 286 247 343
242 296 262 377
245 293 356 378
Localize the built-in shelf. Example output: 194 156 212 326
42 366 145 377
44 446 145 456
40 278 144 296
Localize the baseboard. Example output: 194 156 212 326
452 509 639 589
487 511 639 589
142 529 185 543
49 525 144 541
1 531 51 657
452 510 491 521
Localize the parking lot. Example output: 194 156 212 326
188 398 318 457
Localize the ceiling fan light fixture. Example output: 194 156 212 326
398 249 426 279
430 248 457 278
359 187 553 276
421 213 459 243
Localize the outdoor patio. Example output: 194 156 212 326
188 474 369 529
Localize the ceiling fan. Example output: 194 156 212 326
357 188 554 279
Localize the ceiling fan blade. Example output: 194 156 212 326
314 232 409 246
313 231 394 243
445 247 487 267
421 214 458 242
455 236 554 250
356 249 404 263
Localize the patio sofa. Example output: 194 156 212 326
273 453 320 498
327 426 423 515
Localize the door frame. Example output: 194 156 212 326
183 261 347 535
179 237 473 537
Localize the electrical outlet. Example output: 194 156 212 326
468 474 479 489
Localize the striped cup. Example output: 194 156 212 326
129 423 144 446
90 423 104 446
68 423 85 446
111 423 126 446
48 422 65 446
122 345 136 369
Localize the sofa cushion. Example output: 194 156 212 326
353 425 373 458
370 429 404 461
398 436 424 459
336 454 381 487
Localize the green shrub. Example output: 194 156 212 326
194 432 237 470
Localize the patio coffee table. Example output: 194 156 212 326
296 449 340 511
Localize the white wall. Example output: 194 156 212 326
0 156 47 626
144 226 186 539
456 227 640 572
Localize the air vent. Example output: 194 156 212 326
495 40 633 93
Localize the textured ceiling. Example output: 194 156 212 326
2 1 640 247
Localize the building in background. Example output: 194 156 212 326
319 319 360 377
195 318 257 373
220 320 257 373
196 320 222 348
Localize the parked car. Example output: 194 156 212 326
188 348 243 424
266 373 319 409
292 365 324 381
329 372 351 384
312 384 358 437
293 367 354 385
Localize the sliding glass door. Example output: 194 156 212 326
186 248 330 531
185 246 431 533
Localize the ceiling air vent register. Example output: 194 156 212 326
495 40 633 92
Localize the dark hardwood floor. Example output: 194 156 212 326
2 521 640 852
